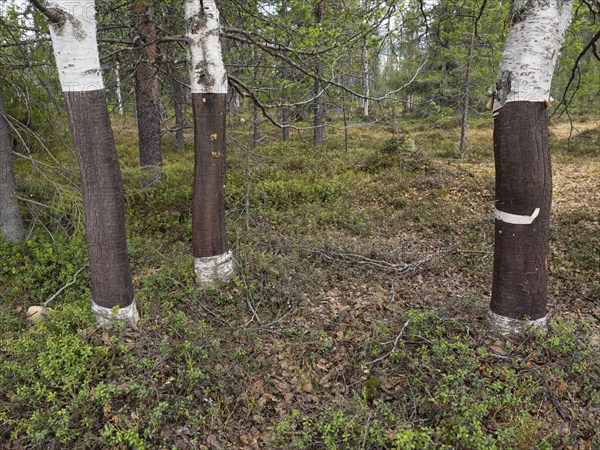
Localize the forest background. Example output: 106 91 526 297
0 0 599 448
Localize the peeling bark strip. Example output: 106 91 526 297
185 0 227 94
493 0 574 112
491 102 552 323
191 93 230 260
0 85 24 243
64 90 135 311
494 207 540 225
47 0 103 92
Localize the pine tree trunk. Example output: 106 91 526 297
313 0 325 146
281 0 290 142
459 24 475 158
0 84 24 243
488 0 574 336
186 0 234 284
171 64 186 152
46 0 137 324
133 0 163 185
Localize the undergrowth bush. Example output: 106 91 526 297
271 311 600 450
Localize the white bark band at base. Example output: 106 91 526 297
194 250 235 284
494 207 540 225
92 299 139 325
487 310 547 336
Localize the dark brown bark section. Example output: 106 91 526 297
0 85 24 243
191 93 230 258
64 90 134 309
491 101 551 321
133 0 162 180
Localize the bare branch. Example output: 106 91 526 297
29 0 65 25
552 29 600 118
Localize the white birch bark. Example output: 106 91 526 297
92 300 140 326
194 250 235 285
47 0 104 92
362 48 370 117
493 0 574 113
114 62 123 115
487 310 547 336
185 0 227 94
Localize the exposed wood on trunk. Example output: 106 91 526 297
0 85 24 243
133 0 163 185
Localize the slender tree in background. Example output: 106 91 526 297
113 62 124 116
0 84 24 243
458 19 476 157
488 0 574 336
185 0 234 284
132 0 163 185
40 0 138 324
313 0 325 146
171 62 186 152
280 0 290 142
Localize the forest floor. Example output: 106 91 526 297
0 115 599 449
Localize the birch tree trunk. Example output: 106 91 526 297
114 62 124 115
185 0 234 284
133 0 163 185
488 0 574 336
0 84 24 243
46 0 138 324
362 45 370 118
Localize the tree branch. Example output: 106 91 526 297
29 0 65 25
552 28 600 118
